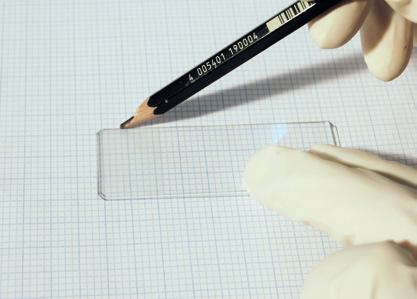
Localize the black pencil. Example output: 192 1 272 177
120 0 344 129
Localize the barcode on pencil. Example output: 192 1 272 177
266 1 316 32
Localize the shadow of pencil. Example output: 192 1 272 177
141 52 366 126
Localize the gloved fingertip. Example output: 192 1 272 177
308 19 350 49
365 62 406 82
308 0 370 49
360 2 413 81
414 23 417 47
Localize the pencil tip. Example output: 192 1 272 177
120 116 134 129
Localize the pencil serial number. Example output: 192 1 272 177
228 32 258 56
188 32 259 84
194 53 226 79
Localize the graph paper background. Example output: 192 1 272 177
0 0 416 298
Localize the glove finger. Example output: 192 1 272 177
305 0 370 49
385 0 417 22
414 22 417 46
360 1 413 81
243 145 417 247
301 242 417 299
309 144 417 189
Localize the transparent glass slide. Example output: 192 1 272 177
97 121 339 200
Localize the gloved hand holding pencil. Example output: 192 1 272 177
302 0 416 81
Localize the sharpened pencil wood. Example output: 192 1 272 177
120 98 157 129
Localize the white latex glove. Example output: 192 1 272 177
244 144 417 298
301 241 417 299
243 144 417 247
304 0 416 81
